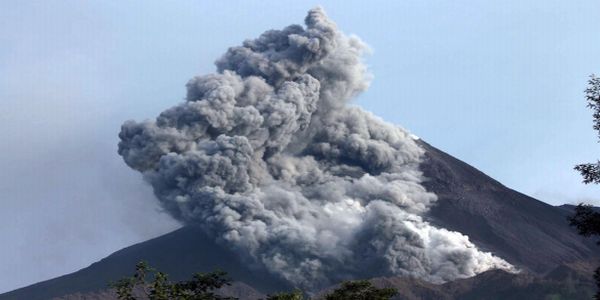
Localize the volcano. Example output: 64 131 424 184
1 141 598 300
3 7 599 299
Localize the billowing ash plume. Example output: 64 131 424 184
118 7 514 289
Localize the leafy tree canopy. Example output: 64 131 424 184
323 280 397 300
111 263 397 300
570 74 600 300
110 261 234 300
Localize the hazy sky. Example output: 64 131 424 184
1 0 600 293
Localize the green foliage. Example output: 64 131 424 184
265 289 306 300
111 261 151 300
111 263 399 300
569 204 600 240
149 272 169 300
109 261 235 300
571 75 600 299
575 75 600 184
323 280 397 300
585 75 600 139
112 277 137 300
263 280 397 300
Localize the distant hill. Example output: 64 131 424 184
2 141 598 299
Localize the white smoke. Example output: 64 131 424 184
118 7 514 289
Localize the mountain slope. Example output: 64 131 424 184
0 227 290 300
2 141 598 299
365 265 595 300
419 140 598 273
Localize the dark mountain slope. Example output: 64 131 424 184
419 140 599 273
0 227 290 300
314 263 596 300
437 268 591 300
2 141 598 299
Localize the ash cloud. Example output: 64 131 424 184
118 7 514 289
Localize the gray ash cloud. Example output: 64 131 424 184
118 7 514 290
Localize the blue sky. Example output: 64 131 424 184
1 0 600 293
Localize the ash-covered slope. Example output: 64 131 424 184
2 142 598 300
419 140 599 273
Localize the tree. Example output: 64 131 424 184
575 75 600 183
111 263 398 300
570 74 600 300
110 261 235 300
569 204 600 241
323 280 397 300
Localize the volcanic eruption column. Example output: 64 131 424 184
118 7 514 289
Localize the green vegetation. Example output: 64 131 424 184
110 262 397 300
575 75 600 183
264 289 305 300
110 261 235 300
322 280 397 300
570 74 600 300
264 281 397 300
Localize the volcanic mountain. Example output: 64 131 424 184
4 7 599 300
1 141 598 300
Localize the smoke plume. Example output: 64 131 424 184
118 7 514 289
